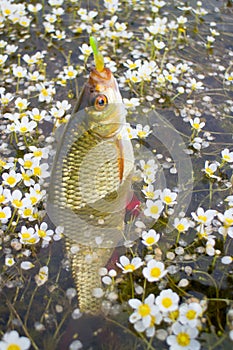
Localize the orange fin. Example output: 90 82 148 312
116 138 124 182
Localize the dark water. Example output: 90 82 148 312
0 0 233 349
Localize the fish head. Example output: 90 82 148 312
73 66 126 138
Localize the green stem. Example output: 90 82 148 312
129 273 134 298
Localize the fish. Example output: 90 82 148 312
47 37 134 314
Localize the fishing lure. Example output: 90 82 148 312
47 37 134 313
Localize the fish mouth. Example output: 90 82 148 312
88 67 117 90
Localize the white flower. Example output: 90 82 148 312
225 72 233 84
177 15 188 25
167 322 200 350
218 208 233 227
0 330 31 350
178 302 203 327
10 189 24 209
144 199 164 219
160 188 177 206
21 261 35 270
29 108 48 122
28 3 42 13
79 43 92 57
22 54 37 65
142 184 160 200
15 116 37 134
141 229 160 247
135 124 152 139
0 54 8 66
221 256 233 265
123 97 140 109
19 16 31 27
13 65 27 78
0 92 14 105
204 160 220 180
116 255 143 273
35 266 49 286
36 83 55 103
190 117 205 131
143 259 167 282
191 207 216 226
147 17 167 35
156 289 179 313
221 148 233 163
225 195 233 207
0 186 11 204
18 226 39 245
5 256 15 267
64 66 78 80
154 40 165 50
52 30 66 40
2 170 22 187
173 218 191 233
15 97 29 111
35 222 54 242
53 226 64 241
186 78 204 91
129 294 161 329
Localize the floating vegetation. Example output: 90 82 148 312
0 0 233 349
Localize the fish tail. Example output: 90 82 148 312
66 239 112 314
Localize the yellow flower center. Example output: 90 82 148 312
0 195 5 203
17 102 25 109
34 150 42 157
22 173 31 181
33 114 42 121
137 131 147 138
131 76 139 83
129 63 137 69
145 237 155 245
33 167 41 176
186 309 197 320
7 344 21 350
12 199 23 208
20 126 28 133
41 88 48 96
162 297 172 308
150 267 161 278
164 195 172 204
150 205 159 215
176 223 185 232
0 212 6 219
4 9 11 15
197 215 207 222
24 160 33 168
22 232 31 239
67 71 75 77
225 218 233 226
205 167 214 176
223 154 231 161
177 332 190 347
0 159 6 167
124 264 135 271
145 191 154 199
38 229 46 238
30 196 37 205
193 123 200 129
138 303 150 317
28 237 37 244
7 177 16 185
23 208 32 216
169 310 179 321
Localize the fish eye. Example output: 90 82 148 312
93 94 108 110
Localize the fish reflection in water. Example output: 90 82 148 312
47 40 134 314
